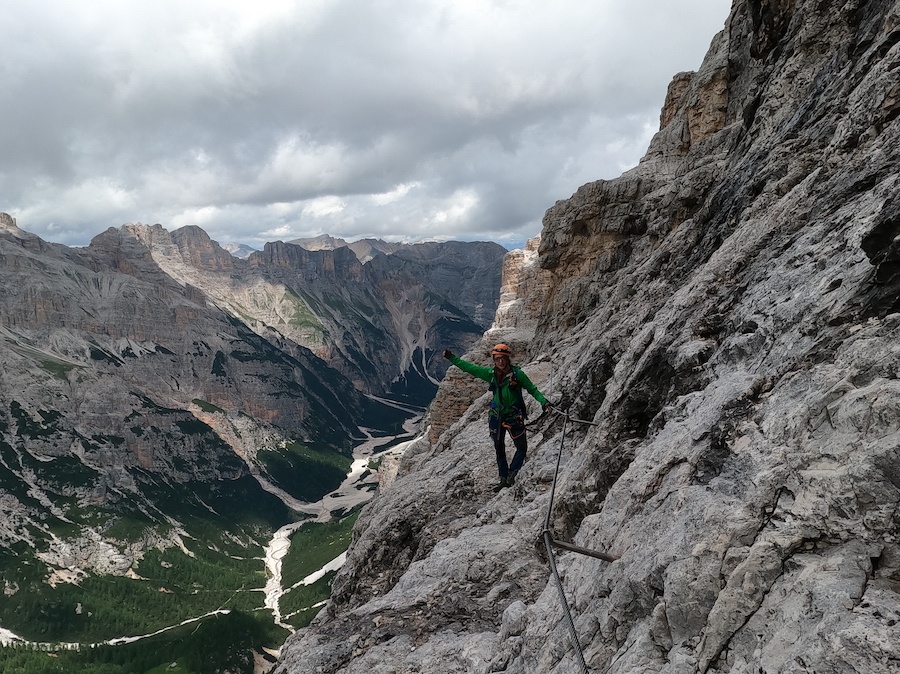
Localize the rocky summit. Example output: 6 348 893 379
276 1 900 673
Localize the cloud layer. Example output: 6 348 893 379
1 0 731 249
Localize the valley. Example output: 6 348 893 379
0 214 502 673
0 406 420 672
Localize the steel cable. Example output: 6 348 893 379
538 406 615 673
541 412 590 673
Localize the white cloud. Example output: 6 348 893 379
372 183 418 206
0 0 732 248
304 196 346 218
170 206 223 230
429 189 479 226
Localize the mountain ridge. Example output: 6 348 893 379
100 222 506 400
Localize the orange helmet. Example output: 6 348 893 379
491 343 512 357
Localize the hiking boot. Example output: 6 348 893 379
508 470 518 485
495 476 509 490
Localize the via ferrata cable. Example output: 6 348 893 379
539 405 619 673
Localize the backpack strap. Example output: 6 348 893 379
488 367 528 418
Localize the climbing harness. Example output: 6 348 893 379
501 416 526 439
539 406 619 674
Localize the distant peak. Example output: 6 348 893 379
121 222 170 246
172 224 211 239
0 212 23 234
222 242 258 259
288 234 350 250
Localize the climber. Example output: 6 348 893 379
442 343 549 489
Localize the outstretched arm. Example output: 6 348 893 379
442 350 493 384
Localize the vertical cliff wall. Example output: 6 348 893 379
277 1 900 672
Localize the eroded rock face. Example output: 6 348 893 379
115 224 506 402
277 1 900 672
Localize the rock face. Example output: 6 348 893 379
124 225 506 402
276 1 900 673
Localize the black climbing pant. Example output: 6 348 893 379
489 414 527 479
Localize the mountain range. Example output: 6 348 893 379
5 0 900 670
0 214 504 648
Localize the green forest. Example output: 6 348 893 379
0 380 411 673
0 508 365 672
279 511 359 628
0 610 281 674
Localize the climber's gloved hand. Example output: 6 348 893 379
442 349 454 359
542 402 552 412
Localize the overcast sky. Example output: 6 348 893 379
1 0 731 251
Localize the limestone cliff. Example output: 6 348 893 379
277 1 900 672
120 224 506 402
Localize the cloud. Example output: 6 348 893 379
0 0 732 248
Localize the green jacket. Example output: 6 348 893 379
448 354 547 419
